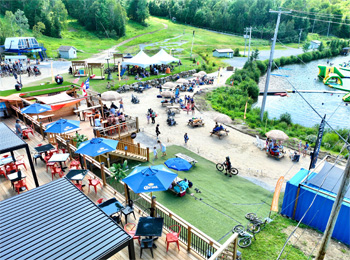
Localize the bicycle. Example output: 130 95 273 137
232 224 256 248
216 162 239 176
245 212 268 234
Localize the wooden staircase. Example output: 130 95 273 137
108 149 148 162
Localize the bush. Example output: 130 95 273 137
322 133 339 147
255 60 267 74
247 83 259 99
234 48 240 57
279 112 292 125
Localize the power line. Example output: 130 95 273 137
283 13 350 27
281 7 350 20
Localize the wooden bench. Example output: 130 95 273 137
161 102 173 107
37 114 54 122
210 129 229 139
175 153 198 165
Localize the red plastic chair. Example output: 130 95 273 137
5 163 17 175
166 225 181 252
88 177 102 194
0 167 7 179
51 165 65 180
2 154 9 158
74 183 83 191
15 155 27 171
44 155 55 173
37 144 43 147
14 179 29 194
69 159 81 170
22 130 30 140
124 223 141 245
96 198 105 204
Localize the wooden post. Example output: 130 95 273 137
124 183 129 202
118 125 121 139
233 235 238 260
136 117 139 132
39 122 45 140
137 143 141 155
107 155 110 168
83 155 87 169
100 162 106 186
146 147 149 161
125 145 128 157
187 227 192 251
66 140 72 159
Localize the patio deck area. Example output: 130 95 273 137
0 117 202 260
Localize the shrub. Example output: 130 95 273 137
279 112 292 125
247 83 259 99
255 60 267 74
234 48 240 57
322 133 339 147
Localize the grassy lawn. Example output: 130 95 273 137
0 82 74 97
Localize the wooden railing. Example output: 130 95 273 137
10 106 228 259
208 233 239 260
97 118 138 139
115 140 148 159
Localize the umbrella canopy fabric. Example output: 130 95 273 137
75 138 119 157
162 82 176 89
101 91 122 101
176 78 189 84
214 114 232 124
45 119 80 133
165 158 192 171
123 165 177 193
161 91 174 98
265 130 289 141
198 71 207 75
21 103 52 114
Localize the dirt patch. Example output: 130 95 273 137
283 226 349 259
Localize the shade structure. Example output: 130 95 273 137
151 49 179 64
162 82 176 89
101 91 122 101
214 114 232 124
123 165 177 193
176 78 189 84
161 91 175 98
165 158 192 171
75 138 119 157
21 103 52 114
45 118 80 133
121 50 161 68
265 130 289 141
198 71 207 76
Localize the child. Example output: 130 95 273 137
184 133 189 144
153 147 158 159
147 113 150 124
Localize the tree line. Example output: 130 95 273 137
149 0 350 42
0 0 150 43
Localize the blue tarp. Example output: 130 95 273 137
281 168 350 245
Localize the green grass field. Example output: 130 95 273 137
0 82 74 97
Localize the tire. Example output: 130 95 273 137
245 212 257 221
230 168 239 175
216 163 224 172
247 223 261 234
238 237 252 248
232 224 245 234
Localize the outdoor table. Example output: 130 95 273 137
34 144 55 157
66 169 88 183
98 198 125 217
38 114 54 122
135 217 164 248
175 153 198 165
0 156 14 166
48 153 70 172
7 171 26 189
86 114 95 126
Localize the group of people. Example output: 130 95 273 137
266 138 284 156
212 122 225 134
147 108 157 124
0 61 24 77
153 140 167 159
126 64 174 78
184 95 196 115
94 100 125 127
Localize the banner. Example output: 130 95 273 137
85 78 90 89
81 81 88 97
309 115 326 169
270 176 284 212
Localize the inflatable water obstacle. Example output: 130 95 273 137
343 92 350 102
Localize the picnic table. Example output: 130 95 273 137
188 118 204 127
175 153 198 165
166 106 181 113
161 102 173 107
38 114 54 122
169 177 188 197
210 129 229 139
74 105 101 121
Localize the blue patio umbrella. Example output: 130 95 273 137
165 158 192 172
75 138 119 157
45 118 80 133
21 103 52 114
122 165 177 194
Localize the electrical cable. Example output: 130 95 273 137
281 7 350 20
283 13 350 27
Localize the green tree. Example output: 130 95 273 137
14 9 29 36
32 22 46 37
318 41 324 52
51 16 62 38
302 42 310 53
127 0 150 24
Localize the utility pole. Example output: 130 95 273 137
316 145 350 259
190 30 195 59
260 8 291 121
327 21 331 37
312 19 316 33
298 29 303 48
247 27 252 61
244 28 248 56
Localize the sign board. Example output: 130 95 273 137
244 35 249 39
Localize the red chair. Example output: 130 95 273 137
44 155 55 173
165 225 181 252
51 165 65 180
25 125 34 136
22 130 30 140
2 154 9 158
0 167 7 179
88 177 102 194
5 163 17 175
69 159 81 170
96 198 105 204
15 155 27 171
74 183 84 191
14 179 29 194
124 223 141 245
37 144 43 147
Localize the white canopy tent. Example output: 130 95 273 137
152 49 179 64
122 50 162 68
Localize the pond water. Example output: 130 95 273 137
253 55 350 129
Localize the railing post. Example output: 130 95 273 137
83 155 87 169
187 227 192 251
66 140 72 159
39 122 45 140
118 125 121 139
233 236 238 260
136 117 139 132
124 183 129 202
146 147 149 161
137 143 141 155
101 162 106 186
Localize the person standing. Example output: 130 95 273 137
119 99 124 112
155 124 161 139
158 140 166 156
303 142 309 157
146 112 150 124
159 84 162 93
153 147 158 159
151 110 156 124
184 133 189 144
191 100 195 115
15 119 23 138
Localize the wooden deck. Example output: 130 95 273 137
0 117 202 260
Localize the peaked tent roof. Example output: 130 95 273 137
122 50 162 68
151 49 179 64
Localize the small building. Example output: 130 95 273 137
309 40 321 50
212 49 234 58
58 45 77 59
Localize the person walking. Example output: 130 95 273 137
15 119 23 138
146 112 150 124
151 110 156 124
119 99 124 112
303 142 309 157
155 124 161 139
184 133 189 144
158 140 167 156
153 146 158 160
191 100 195 115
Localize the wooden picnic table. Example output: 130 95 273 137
175 153 198 165
166 106 181 113
37 114 54 122
210 129 229 139
161 102 173 107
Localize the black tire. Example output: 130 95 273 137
245 212 257 221
238 237 252 248
216 163 224 172
230 168 239 175
232 224 245 234
247 223 261 234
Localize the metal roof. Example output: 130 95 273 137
0 122 26 154
0 178 132 260
58 45 76 52
213 49 234 53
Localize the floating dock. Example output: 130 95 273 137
286 89 348 94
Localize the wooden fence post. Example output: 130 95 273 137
137 143 141 155
124 183 129 202
146 147 149 161
187 227 192 251
66 140 72 159
83 155 87 170
39 122 45 140
101 162 106 186
136 117 139 132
